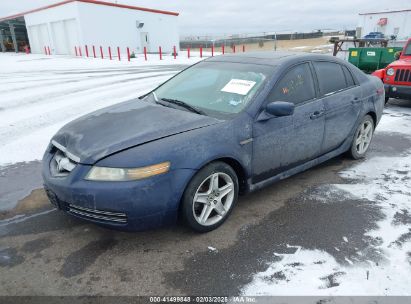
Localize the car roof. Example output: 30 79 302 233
206 51 346 67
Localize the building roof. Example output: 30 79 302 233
359 8 411 15
0 0 179 22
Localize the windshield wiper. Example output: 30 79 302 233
160 98 205 115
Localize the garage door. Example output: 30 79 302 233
64 19 79 56
50 19 79 55
27 23 50 54
51 21 67 55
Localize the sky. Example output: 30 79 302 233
0 0 410 36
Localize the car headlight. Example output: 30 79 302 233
85 162 170 181
386 68 395 76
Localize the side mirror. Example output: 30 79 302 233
266 101 295 117
394 51 402 60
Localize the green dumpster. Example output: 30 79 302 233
348 47 402 73
380 47 403 68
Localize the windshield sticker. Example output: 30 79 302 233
221 79 256 95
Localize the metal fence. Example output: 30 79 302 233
180 31 327 49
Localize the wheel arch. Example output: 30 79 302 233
365 111 377 128
214 157 248 195
179 156 249 205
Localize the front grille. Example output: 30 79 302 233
394 69 411 83
68 204 128 224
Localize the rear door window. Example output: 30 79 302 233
313 62 347 96
269 63 316 105
342 66 356 87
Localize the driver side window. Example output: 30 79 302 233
269 63 316 105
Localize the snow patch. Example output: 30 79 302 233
0 54 189 166
243 106 411 295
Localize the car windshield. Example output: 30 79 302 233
404 43 411 56
152 61 272 118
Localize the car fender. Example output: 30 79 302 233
372 68 385 80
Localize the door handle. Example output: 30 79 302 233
310 110 324 119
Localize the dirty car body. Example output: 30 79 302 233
42 52 385 231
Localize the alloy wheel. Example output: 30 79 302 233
192 172 235 226
355 120 373 155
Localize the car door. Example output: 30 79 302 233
312 61 362 153
252 62 325 183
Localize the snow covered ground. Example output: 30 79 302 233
0 53 201 166
243 106 411 296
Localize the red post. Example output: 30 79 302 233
44 46 47 55
79 46 82 57
188 47 190 59
93 45 96 58
211 45 214 57
75 46 78 56
85 45 89 57
144 47 147 61
47 46 51 55
200 46 203 58
233 45 236 53
117 47 121 61
159 46 162 60
173 46 176 59
243 45 245 52
108 47 112 60
222 45 225 55
127 47 130 62
100 46 104 59
25 45 30 54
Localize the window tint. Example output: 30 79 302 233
313 62 347 95
269 63 315 104
342 66 355 87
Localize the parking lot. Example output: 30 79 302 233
0 54 410 296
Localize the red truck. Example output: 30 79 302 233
372 38 411 103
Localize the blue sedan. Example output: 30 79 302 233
42 52 385 232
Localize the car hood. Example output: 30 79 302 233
51 99 221 164
388 58 411 67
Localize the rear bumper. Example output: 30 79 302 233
385 84 411 100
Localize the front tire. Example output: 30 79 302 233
181 162 239 232
348 115 374 159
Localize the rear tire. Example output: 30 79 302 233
385 96 389 104
348 115 374 160
181 162 239 232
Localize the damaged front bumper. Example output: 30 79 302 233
42 151 194 231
